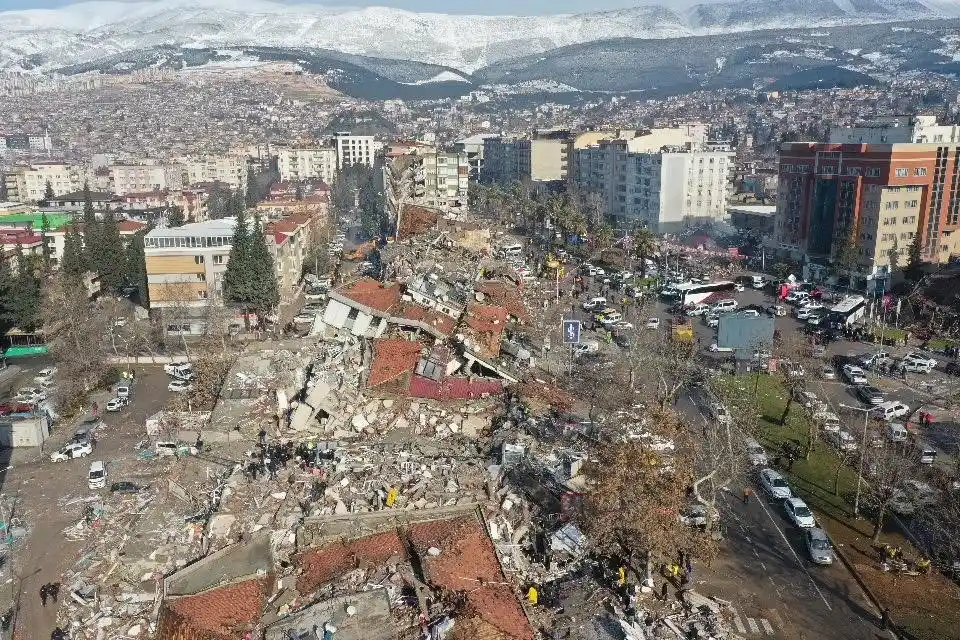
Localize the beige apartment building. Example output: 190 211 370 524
857 184 924 271
276 147 337 184
108 163 183 195
4 163 85 202
333 132 381 169
180 154 247 190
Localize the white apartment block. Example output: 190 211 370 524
180 154 247 190
333 132 380 169
3 162 84 202
572 134 733 232
829 115 960 145
109 163 183 195
276 147 338 184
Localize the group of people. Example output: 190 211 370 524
39 582 60 607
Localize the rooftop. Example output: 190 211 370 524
334 278 402 314
145 218 237 239
367 339 424 387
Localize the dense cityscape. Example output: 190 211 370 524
2 2 960 640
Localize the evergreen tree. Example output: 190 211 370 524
81 181 101 271
39 212 51 271
7 244 41 331
167 207 185 228
246 214 279 322
906 233 923 282
246 167 258 208
97 209 125 292
228 189 245 219
0 255 13 335
61 226 87 283
124 232 149 304
222 209 252 315
294 182 304 201
41 180 54 206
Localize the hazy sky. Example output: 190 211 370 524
0 0 706 14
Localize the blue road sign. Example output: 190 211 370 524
562 319 582 344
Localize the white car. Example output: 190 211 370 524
820 366 837 380
582 297 607 311
50 441 93 462
679 503 720 528
168 379 193 393
14 387 46 403
293 313 317 324
734 283 745 292
783 497 816 528
645 318 660 330
871 401 910 421
707 315 720 328
105 397 127 412
842 365 868 385
34 367 57 383
758 468 792 499
828 429 858 453
904 351 938 369
613 321 634 331
741 309 760 317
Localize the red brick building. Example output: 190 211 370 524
775 143 960 272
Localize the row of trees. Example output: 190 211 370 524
222 209 279 329
331 163 385 239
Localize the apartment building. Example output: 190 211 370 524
276 147 338 184
775 142 960 273
333 132 380 169
3 163 85 202
415 150 470 209
829 115 960 145
454 133 498 180
571 130 733 231
481 130 572 187
264 212 325 298
108 163 183 195
481 136 519 185
180 154 247 190
143 219 236 322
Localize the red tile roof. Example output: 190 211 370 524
409 517 533 640
409 375 505 401
296 531 407 594
463 303 510 358
368 339 423 387
158 577 271 640
335 278 402 314
475 282 532 324
395 302 456 337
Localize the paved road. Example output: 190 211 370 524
678 388 892 640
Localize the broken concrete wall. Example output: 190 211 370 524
165 531 273 597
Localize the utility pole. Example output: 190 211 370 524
839 403 874 518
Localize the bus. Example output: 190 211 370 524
664 281 737 306
828 295 866 327
4 328 48 358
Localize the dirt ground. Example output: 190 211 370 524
3 366 172 640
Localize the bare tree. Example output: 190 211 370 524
863 441 923 543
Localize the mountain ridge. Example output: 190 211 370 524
2 0 960 73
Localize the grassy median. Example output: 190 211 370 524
719 374 960 640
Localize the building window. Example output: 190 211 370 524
197 290 208 299
194 255 204 264
866 168 881 177
896 168 909 177
915 168 927 176
847 167 862 176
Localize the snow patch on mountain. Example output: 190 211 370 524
400 70 470 85
0 0 959 74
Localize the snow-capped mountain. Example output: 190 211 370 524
2 0 960 74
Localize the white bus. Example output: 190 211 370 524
828 295 866 327
666 281 737 306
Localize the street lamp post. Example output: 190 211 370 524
839 402 874 518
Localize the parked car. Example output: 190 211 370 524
706 314 720 328
679 503 720 528
758 468 792 499
88 460 107 490
105 397 128 412
168 379 193 393
886 422 908 443
902 359 934 374
33 367 57 383
115 385 131 400
842 365 868 385
903 351 939 369
871 401 910 421
582 297 607 311
827 429 858 453
859 351 892 369
855 384 885 405
805 528 835 565
784 497 817 527
50 441 93 462
820 365 837 380
293 313 317 324
110 481 144 494
573 341 601 357
645 318 660 330
889 480 939 516
744 437 768 467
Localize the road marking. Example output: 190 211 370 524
729 607 747 633
754 494 832 611
747 618 760 633
761 619 775 635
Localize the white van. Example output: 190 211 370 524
88 460 106 490
871 401 910 422
599 312 623 326
710 299 738 314
687 304 710 317
499 243 523 257
785 290 809 304
918 442 937 465
744 438 768 466
886 423 908 443
752 275 765 289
